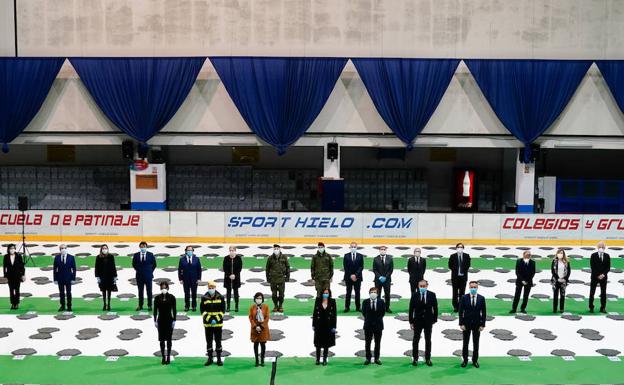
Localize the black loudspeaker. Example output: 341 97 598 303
18 196 28 212
327 142 339 161
137 144 149 159
122 140 134 160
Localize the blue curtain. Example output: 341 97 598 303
0 58 64 153
211 57 347 154
466 59 591 162
352 58 460 148
70 57 206 146
597 61 624 114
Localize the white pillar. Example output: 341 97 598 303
515 149 535 213
323 143 340 179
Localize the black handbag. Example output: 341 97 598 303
111 283 118 292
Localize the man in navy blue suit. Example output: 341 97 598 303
132 241 157 311
178 245 202 312
53 244 76 312
343 241 364 312
361 287 385 365
458 281 487 368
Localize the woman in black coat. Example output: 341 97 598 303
153 281 177 365
94 244 117 311
223 246 243 312
312 288 337 366
3 243 25 310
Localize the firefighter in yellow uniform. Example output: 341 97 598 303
201 281 226 366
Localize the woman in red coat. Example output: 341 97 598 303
249 292 270 367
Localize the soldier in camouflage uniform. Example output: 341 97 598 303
311 242 334 297
265 244 290 313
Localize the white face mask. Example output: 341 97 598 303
414 251 421 257
598 248 605 253
60 248 67 255
101 249 109 255
229 251 236 257
8 248 15 255
557 253 564 259
318 247 325 253
350 247 357 253
370 292 378 300
161 289 168 295
255 298 263 305
273 249 280 256
457 247 464 253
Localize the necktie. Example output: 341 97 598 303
62 255 66 264
472 296 475 307
188 257 191 265
600 253 603 262
372 300 375 311
458 254 462 275
142 253 145 262
421 294 425 304
382 256 385 265
352 252 355 262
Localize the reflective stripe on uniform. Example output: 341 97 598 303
204 323 223 327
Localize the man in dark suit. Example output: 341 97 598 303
459 281 486 368
448 242 470 312
510 250 536 314
589 241 611 313
343 241 364 312
3 244 25 310
132 241 157 311
361 287 385 365
178 245 202 312
53 244 76 312
407 247 427 296
409 280 438 366
372 245 394 313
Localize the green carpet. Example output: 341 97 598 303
22 254 624 270
0 355 622 385
2 296 620 317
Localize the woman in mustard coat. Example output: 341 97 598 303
249 292 270 367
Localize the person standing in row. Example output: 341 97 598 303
266 244 290 313
53 244 76 312
311 242 334 297
589 241 610 313
132 241 156 311
409 280 438 367
509 250 535 314
312 288 337 366
201 281 226 366
95 244 117 311
178 245 202 312
362 287 385 365
407 247 427 296
372 246 394 313
449 243 471 312
249 292 270 367
459 281 486 368
551 248 571 313
223 245 243 313
3 244 25 310
343 241 364 313
153 281 176 365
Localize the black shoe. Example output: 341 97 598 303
217 359 223 366
589 308 594 313
106 305 111 311
161 357 166 365
235 307 239 312
461 360 467 368
364 359 371 365
226 307 230 313
184 307 189 312
473 362 480 368
600 308 607 313
103 305 107 311
166 357 170 365
67 306 72 312
520 309 527 314
192 308 196 312
315 359 320 365
453 308 459 313
205 357 213 366
255 360 260 367
136 306 142 311
509 309 516 314
374 359 382 365
426 359 432 366
344 308 350 313
260 359 265 367
355 308 361 312
386 309 393 314
412 359 418 366
58 306 65 312
322 360 327 366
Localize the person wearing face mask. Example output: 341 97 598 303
589 241 610 313
361 287 385 365
312 288 337 366
94 244 118 311
510 250 536 314
311 242 334 297
153 281 176 365
200 281 226 366
458 281 486 368
343 241 364 313
407 248 427 297
53 244 76 312
249 292 270 367
265 244 290 313
223 246 243 312
372 246 394 313
178 245 202 312
551 248 571 313
132 241 157 311
408 280 438 367
3 243 25 310
448 242 471 312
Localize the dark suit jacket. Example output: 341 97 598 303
53 254 76 284
343 252 364 282
3 253 25 282
515 259 536 286
448 252 471 279
590 252 610 280
407 256 427 284
132 251 157 281
550 259 571 283
361 297 386 331
372 255 393 284
178 255 202 283
458 294 486 329
408 290 438 326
